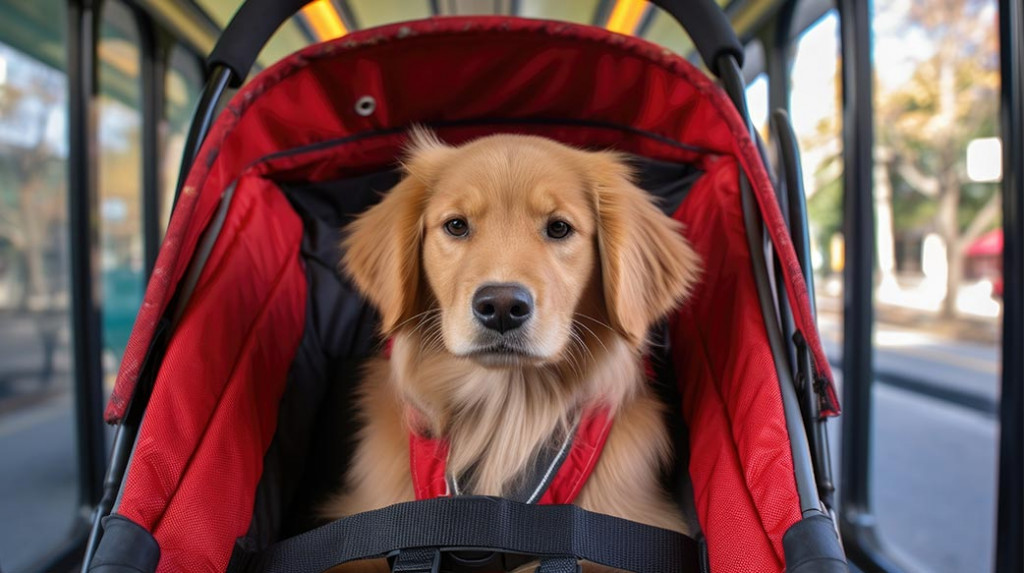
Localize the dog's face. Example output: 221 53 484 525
419 138 601 364
343 129 699 369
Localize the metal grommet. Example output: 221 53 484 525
355 95 376 117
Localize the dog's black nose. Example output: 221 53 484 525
472 284 533 333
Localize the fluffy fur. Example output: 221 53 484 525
323 129 701 571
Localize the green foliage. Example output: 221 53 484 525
807 157 843 270
878 0 999 241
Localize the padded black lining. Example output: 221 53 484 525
236 156 704 557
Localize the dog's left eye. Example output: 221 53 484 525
444 218 469 237
546 220 572 240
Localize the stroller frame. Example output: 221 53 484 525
82 2 845 571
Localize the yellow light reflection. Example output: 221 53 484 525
606 0 648 35
302 0 348 41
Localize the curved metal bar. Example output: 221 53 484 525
740 174 822 518
772 109 817 320
170 65 233 211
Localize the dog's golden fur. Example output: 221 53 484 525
323 129 700 571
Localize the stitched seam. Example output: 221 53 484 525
148 218 300 534
173 184 259 326
686 314 783 570
564 415 613 502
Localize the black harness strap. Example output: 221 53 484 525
244 497 700 573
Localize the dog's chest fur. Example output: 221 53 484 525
321 334 688 537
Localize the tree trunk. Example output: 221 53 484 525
935 46 961 319
937 172 961 318
874 150 899 294
16 162 49 309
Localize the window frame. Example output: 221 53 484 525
995 0 1024 571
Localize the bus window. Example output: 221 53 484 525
869 0 1001 569
519 0 601 24
348 0 430 28
161 45 203 234
0 1 77 571
643 5 696 58
789 8 843 343
787 8 845 543
746 73 769 140
97 1 143 400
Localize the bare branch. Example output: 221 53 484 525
895 160 941 197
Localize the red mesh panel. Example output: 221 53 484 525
117 175 306 572
671 157 802 572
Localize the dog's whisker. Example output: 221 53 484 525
401 309 443 342
571 318 609 354
568 321 599 365
421 328 446 354
409 315 442 340
573 312 615 333
564 331 588 381
393 308 441 332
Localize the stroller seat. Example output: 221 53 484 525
87 9 843 573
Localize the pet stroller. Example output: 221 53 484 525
83 1 847 571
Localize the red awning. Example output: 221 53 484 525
966 229 1004 256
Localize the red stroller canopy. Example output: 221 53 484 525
104 16 838 573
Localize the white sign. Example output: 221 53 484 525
966 137 1002 183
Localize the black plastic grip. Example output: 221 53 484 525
207 0 746 87
87 515 160 573
649 0 745 75
783 514 850 573
207 0 314 87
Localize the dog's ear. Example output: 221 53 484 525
402 126 452 185
342 128 453 334
586 152 701 347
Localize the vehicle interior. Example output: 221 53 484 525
0 1 1020 572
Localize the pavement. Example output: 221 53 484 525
0 392 79 573
815 296 1001 573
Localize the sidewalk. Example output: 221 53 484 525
814 275 1001 347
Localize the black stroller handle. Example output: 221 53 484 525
207 0 745 87
648 0 744 75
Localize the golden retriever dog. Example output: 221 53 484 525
323 128 700 571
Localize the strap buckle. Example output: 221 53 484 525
392 548 441 573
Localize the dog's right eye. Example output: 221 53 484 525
444 218 469 237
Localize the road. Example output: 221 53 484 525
0 313 79 573
0 312 1003 572
0 393 79 573
817 311 1000 573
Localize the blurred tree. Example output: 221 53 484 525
0 64 66 310
875 0 1000 316
802 0 1000 317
